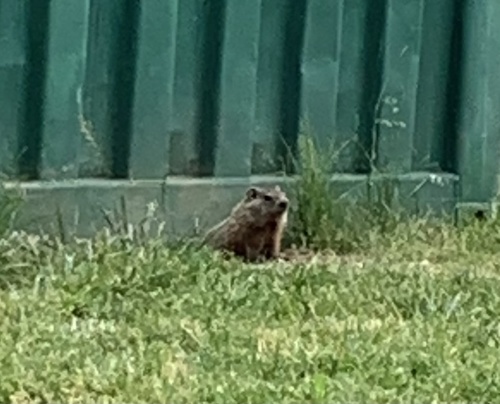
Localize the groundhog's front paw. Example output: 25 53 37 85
276 251 292 261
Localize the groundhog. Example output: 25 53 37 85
202 185 289 262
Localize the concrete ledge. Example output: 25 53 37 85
5 172 459 238
455 202 499 223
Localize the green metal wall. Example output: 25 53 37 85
1 0 500 209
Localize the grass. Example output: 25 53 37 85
2 134 500 402
2 224 500 403
0 182 23 237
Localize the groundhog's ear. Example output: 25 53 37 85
246 187 259 199
274 185 281 192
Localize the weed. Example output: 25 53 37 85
287 131 404 253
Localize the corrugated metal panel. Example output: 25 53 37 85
0 0 499 204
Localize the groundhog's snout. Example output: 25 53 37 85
277 200 288 211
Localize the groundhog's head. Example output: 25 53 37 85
242 185 289 225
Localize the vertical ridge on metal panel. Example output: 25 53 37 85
0 0 27 178
20 0 50 180
357 1 386 174
129 0 178 179
376 0 425 173
300 0 344 157
79 0 137 178
252 0 288 175
278 0 307 173
110 0 140 179
169 0 204 176
335 0 369 173
412 0 455 172
196 0 225 177
39 0 90 179
457 0 500 203
80 0 125 179
214 0 261 178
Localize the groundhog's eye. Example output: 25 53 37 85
264 195 273 202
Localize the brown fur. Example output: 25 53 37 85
202 186 289 262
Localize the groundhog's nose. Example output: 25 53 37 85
278 200 288 210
